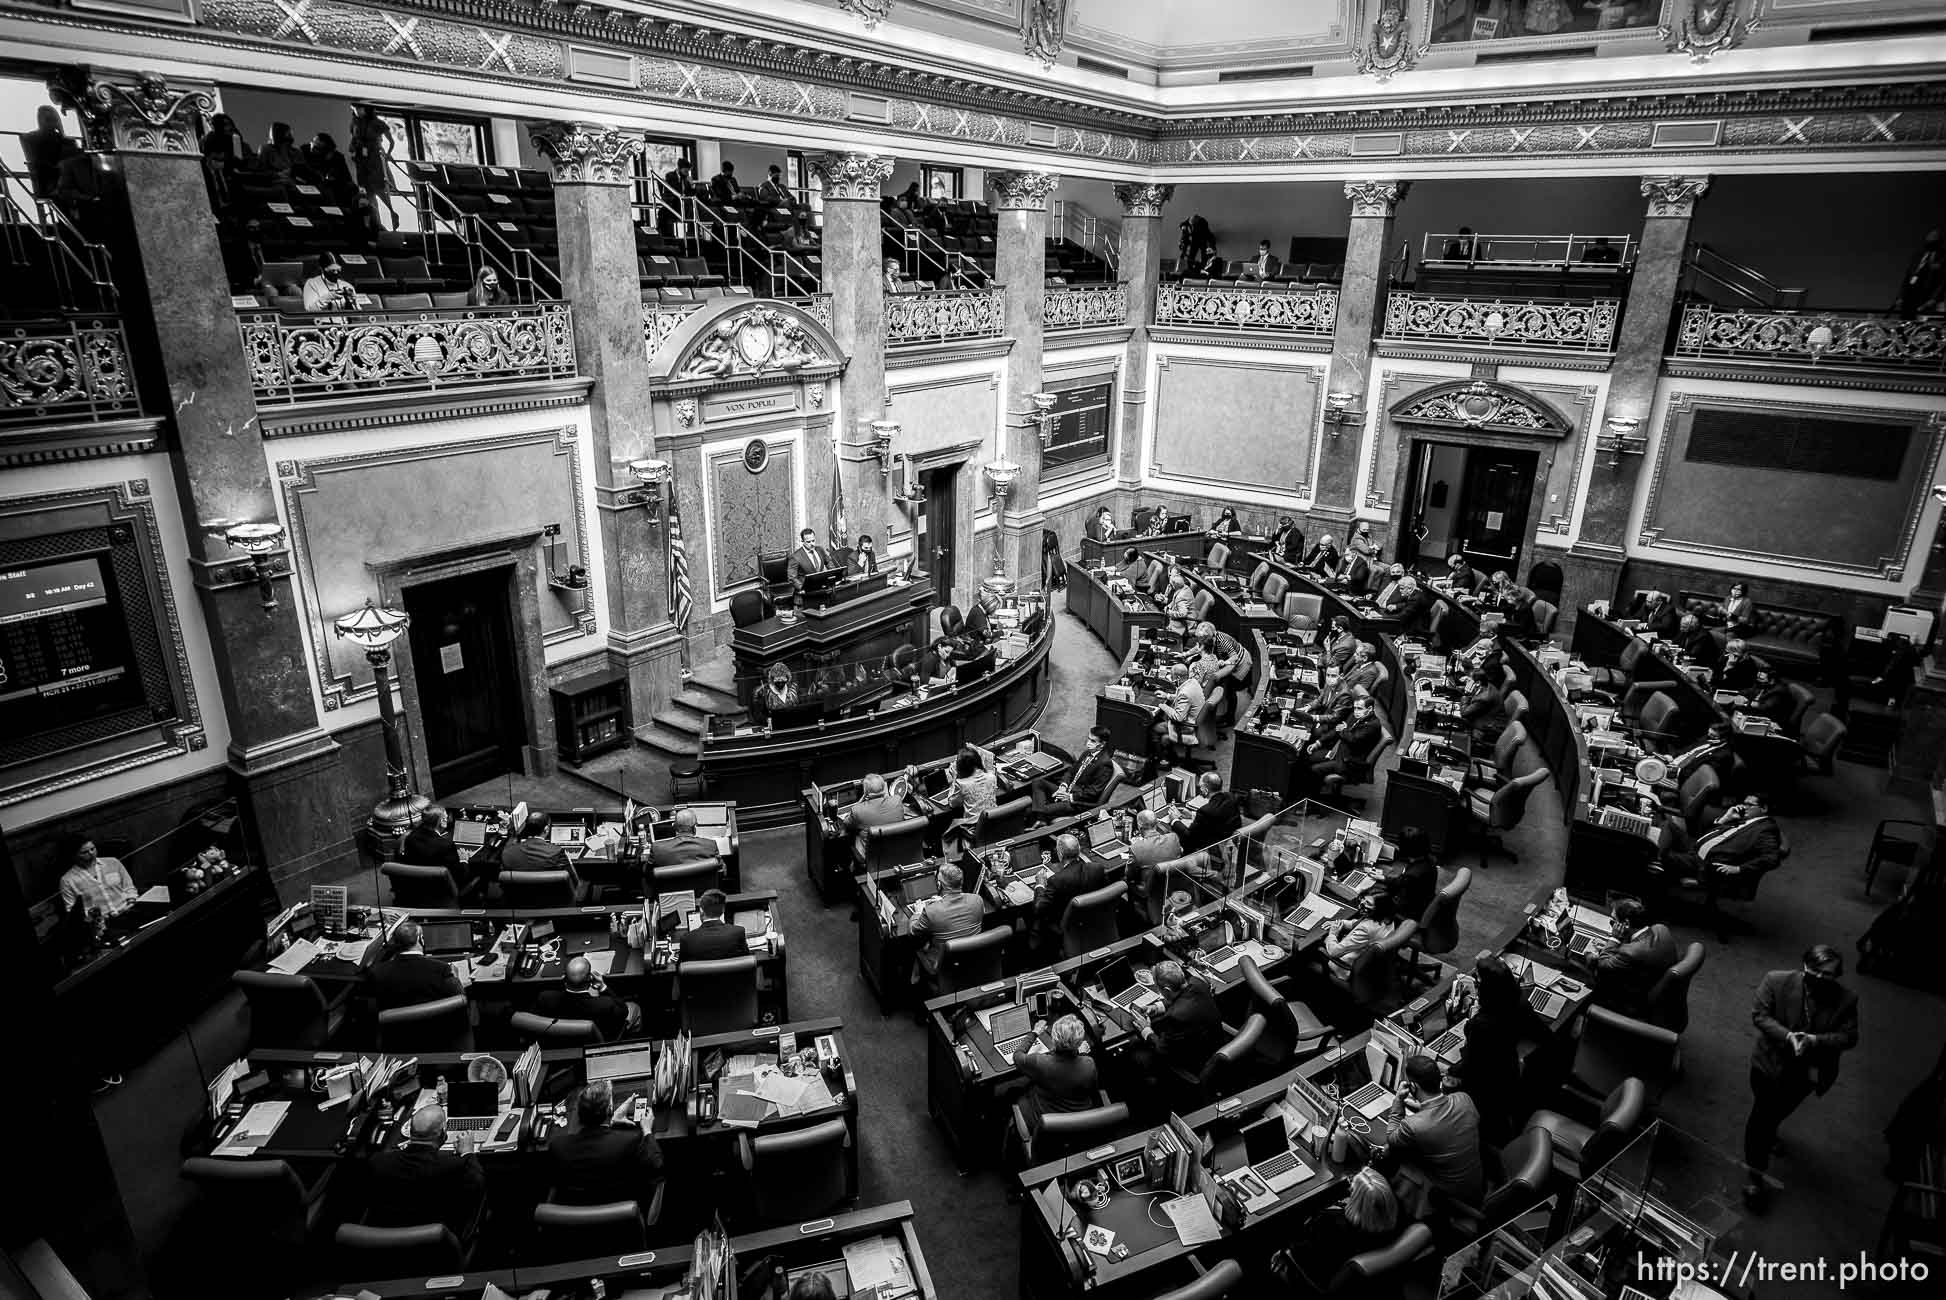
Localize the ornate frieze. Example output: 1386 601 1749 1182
1344 180 1409 218
987 170 1060 212
1641 175 1712 217
1383 293 1621 353
1390 380 1570 436
239 303 578 404
528 120 645 185
1044 284 1129 332
1113 183 1175 218
1154 283 1338 337
674 306 839 382
49 68 215 155
885 289 1006 345
1674 305 1946 371
808 152 895 201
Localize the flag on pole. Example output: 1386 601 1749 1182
668 495 694 632
827 462 849 549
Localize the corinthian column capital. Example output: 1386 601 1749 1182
1641 175 1711 218
987 170 1060 212
1344 180 1410 218
50 67 214 156
1114 183 1176 219
529 121 646 185
809 153 896 201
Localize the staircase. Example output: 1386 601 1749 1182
632 653 745 760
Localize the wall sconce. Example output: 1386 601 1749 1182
1596 415 1648 469
1930 484 1946 505
624 457 674 525
332 598 429 836
867 420 900 476
1322 392 1364 440
1011 392 1058 449
542 522 588 590
985 459 1023 515
211 520 287 613
890 456 927 509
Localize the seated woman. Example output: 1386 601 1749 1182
1014 1014 1101 1134
915 746 998 855
466 266 508 307
1281 1167 1403 1292
1206 507 1241 538
1324 884 1402 975
919 636 957 689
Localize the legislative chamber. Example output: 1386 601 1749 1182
2 2 1945 1297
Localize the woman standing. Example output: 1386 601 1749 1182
348 104 397 230
1721 580 1755 638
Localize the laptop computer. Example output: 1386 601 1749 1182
444 1080 501 1133
548 823 587 846
418 920 475 955
1143 786 1167 812
1085 818 1126 854
1097 956 1157 1013
1528 986 1568 1019
904 872 940 907
452 819 488 848
586 1044 659 1083
1237 1114 1313 1194
988 1003 1037 1060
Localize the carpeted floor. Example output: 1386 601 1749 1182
93 606 1944 1297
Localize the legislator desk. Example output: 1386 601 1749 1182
54 863 279 1076
702 611 1055 829
441 799 742 897
730 569 928 690
1078 525 1205 568
1065 557 1166 661
307 1200 936 1300
267 890 789 1042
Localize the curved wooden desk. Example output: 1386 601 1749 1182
700 618 1055 829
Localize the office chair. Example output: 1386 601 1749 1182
1467 720 1529 791
1014 1100 1130 1167
1404 867 1470 977
1328 1222 1434 1294
1237 955 1333 1068
1798 712 1847 775
1188 1013 1267 1103
757 551 794 607
1525 1077 1648 1183
1262 572 1290 610
1466 1128 1555 1237
1340 922 1418 1020
510 1010 604 1045
1783 682 1816 736
1247 561 1271 595
334 1223 469 1278
1150 1258 1244 1300
1529 599 1559 640
233 970 346 1050
1466 768 1548 867
376 993 475 1052
1631 691 1683 749
729 589 772 629
1428 600 1451 650
1206 542 1231 570
1644 942 1705 1039
976 794 1034 844
650 858 721 897
1190 589 1216 625
862 816 931 875
1526 559 1564 607
1566 1005 1681 1105
738 1117 851 1224
1591 635 1646 694
1282 590 1321 630
181 1157 333 1252
499 868 587 908
679 954 759 1034
936 925 1009 996
1320 726 1393 811
1060 881 1125 958
530 1199 652 1262
1500 688 1530 731
1145 562 1171 600
380 862 461 908
1673 767 1720 837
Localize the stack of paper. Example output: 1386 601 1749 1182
267 938 319 974
843 1235 915 1299
1161 1194 1223 1245
213 1101 290 1156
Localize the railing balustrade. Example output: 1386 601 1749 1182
238 302 577 404
885 288 1006 345
1383 291 1620 352
1154 281 1338 335
1 316 140 425
1673 305 1945 371
1044 283 1129 332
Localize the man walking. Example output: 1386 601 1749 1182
1742 944 1858 1209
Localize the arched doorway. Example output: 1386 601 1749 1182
1385 379 1575 577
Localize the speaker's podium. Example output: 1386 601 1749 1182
730 568 932 703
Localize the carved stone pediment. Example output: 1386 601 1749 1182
648 301 847 390
1390 380 1572 438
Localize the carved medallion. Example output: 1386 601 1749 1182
1021 0 1070 69
1354 3 1417 84
1663 0 1748 64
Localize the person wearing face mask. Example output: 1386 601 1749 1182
1742 945 1858 1209
1268 516 1304 565
1587 898 1677 1018
1716 638 1765 694
467 266 507 307
1303 535 1343 581
1740 666 1798 734
1299 692 1384 797
302 251 362 313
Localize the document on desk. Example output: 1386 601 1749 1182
843 1235 915 1297
582 949 617 977
717 1073 771 1127
213 1100 291 1155
267 937 320 974
326 937 373 966
1161 1194 1223 1246
138 884 172 905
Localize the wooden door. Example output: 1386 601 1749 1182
1453 447 1539 578
923 465 957 609
404 569 524 797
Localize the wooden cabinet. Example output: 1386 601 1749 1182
550 667 632 762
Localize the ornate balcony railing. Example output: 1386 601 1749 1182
886 288 1005 345
1154 282 1338 336
1383 292 1619 352
1045 283 1129 332
239 303 578 405
643 294 833 361
0 316 140 426
1673 305 1946 371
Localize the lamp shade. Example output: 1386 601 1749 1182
224 521 285 554
333 598 410 651
628 457 673 486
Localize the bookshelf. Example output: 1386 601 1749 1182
550 666 632 762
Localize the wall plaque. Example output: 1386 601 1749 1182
705 388 800 424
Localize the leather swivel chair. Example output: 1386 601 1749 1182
1644 942 1706 1036
1457 1127 1554 1238
650 858 721 897
1182 1013 1266 1104
181 1156 333 1252
1799 713 1847 775
333 1223 469 1278
1206 542 1231 571
1328 1222 1434 1294
738 1117 851 1224
499 869 587 908
1404 867 1470 977
1014 1100 1130 1167
1320 726 1395 809
1467 721 1529 792
1262 572 1291 611
862 816 931 874
678 954 760 1034
1567 1005 1680 1104
1238 955 1332 1067
1526 1077 1649 1182
1529 599 1559 640
233 970 346 1050
510 1010 604 1045
376 993 474 1052
1151 1258 1244 1300
1674 767 1721 837
380 862 461 908
729 589 772 629
1060 881 1125 958
1632 691 1683 749
936 925 1008 995
1340 922 1419 1019
1467 768 1548 867
977 794 1034 844
530 1198 656 1262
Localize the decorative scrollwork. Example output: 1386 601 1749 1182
1392 380 1567 434
1383 293 1620 352
676 305 836 381
1353 3 1416 83
643 301 702 361
528 120 646 185
1044 284 1129 332
238 303 578 404
837 0 892 30
0 316 139 424
1641 175 1712 218
49 68 214 155
809 152 895 201
987 170 1061 212
1021 0 1070 69
1674 305 1946 371
1662 0 1747 64
793 294 834 334
885 289 1006 345
1153 283 1338 336
1345 180 1410 218
1113 184 1175 219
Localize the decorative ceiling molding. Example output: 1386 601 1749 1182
1020 1 1068 69
1353 2 1415 84
1663 0 1749 64
1389 379 1572 437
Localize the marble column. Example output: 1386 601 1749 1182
58 70 344 868
989 169 1060 594
812 152 895 554
1316 180 1409 520
531 122 681 718
1114 183 1172 490
1566 176 1710 602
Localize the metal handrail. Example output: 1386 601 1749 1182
635 175 821 297
0 156 119 313
1681 242 1808 312
885 208 989 290
403 168 560 305
1673 304 1944 371
0 315 140 425
1050 197 1120 276
1383 290 1621 352
1420 232 1638 269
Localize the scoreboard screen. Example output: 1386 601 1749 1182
1043 381 1113 470
0 555 149 760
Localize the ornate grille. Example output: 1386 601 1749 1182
1044 283 1129 332
1382 293 1619 352
237 302 577 404
1674 305 1946 371
885 288 1006 345
1153 282 1338 335
0 317 140 425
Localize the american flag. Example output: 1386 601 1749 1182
668 495 693 630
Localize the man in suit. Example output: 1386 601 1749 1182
1171 772 1243 855
756 163 791 206
1670 721 1736 791
499 810 571 878
847 533 880 576
1661 793 1782 902
364 1103 488 1237
1742 944 1859 1208
963 589 998 642
910 861 986 982
1339 549 1373 594
367 920 463 1011
1677 613 1722 671
1136 960 1225 1081
1127 810 1186 900
536 953 640 1042
1240 239 1282 282
1446 553 1487 596
1035 834 1105 949
1322 616 1359 671
1588 898 1678 1017
399 805 469 893
1384 576 1437 637
789 527 832 583
1153 662 1206 754
844 772 914 864
650 808 720 872
1381 1055 1486 1216
708 158 739 204
1086 506 1117 544
680 888 750 962
546 1079 665 1206
1268 517 1304 565
1299 693 1385 797
1029 726 1119 818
